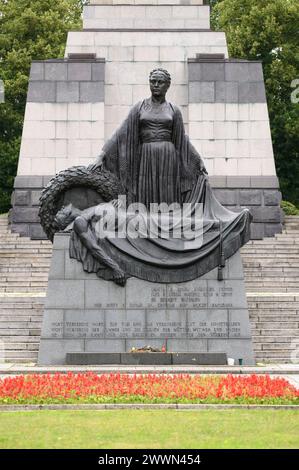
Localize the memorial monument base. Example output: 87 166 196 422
65 352 227 366
38 233 255 366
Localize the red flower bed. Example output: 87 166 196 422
0 373 298 405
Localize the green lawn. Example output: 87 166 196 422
0 410 298 449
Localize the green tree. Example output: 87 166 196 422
211 0 299 205
0 0 84 213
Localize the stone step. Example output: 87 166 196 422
0 276 49 281
245 278 299 283
1 342 40 351
244 267 299 273
250 315 299 322
4 351 38 359
259 343 298 351
254 329 299 336
252 336 296 343
254 352 294 359
251 321 299 329
248 303 299 310
3 358 38 364
0 288 47 293
0 321 42 328
3 336 43 343
0 283 48 288
0 268 50 274
0 329 41 336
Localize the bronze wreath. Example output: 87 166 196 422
39 166 124 242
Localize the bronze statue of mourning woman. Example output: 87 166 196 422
40 68 251 286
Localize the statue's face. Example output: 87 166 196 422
54 203 73 230
149 72 169 98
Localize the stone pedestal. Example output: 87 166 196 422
38 233 255 365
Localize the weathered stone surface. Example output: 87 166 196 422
239 190 262 206
106 310 145 338
250 176 279 189
66 352 121 365
85 340 125 353
126 279 167 309
10 223 29 237
264 190 282 206
64 310 105 338
215 81 239 103
92 63 105 82
201 62 225 81
250 223 264 240
85 280 126 309
45 63 68 81
238 82 266 103
250 207 282 223
214 189 238 206
68 63 92 81
11 207 40 224
13 191 30 206
31 190 42 206
48 249 65 280
121 352 172 365
30 63 44 81
30 224 47 240
45 280 85 309
14 176 44 189
172 352 227 365
56 82 79 103
225 63 250 82
167 339 208 352
41 310 64 339
229 309 252 338
38 339 84 365
28 81 56 103
207 339 255 365
79 82 104 102
65 255 98 280
189 82 215 103
207 280 247 309
264 223 283 238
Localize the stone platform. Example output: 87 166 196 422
65 352 227 366
38 233 255 365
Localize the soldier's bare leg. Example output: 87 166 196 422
73 216 126 286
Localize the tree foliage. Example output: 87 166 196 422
211 0 299 204
0 0 84 213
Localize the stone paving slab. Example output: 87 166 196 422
0 404 298 412
1 363 299 376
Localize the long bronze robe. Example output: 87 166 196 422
70 100 252 283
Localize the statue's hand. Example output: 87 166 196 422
88 161 102 172
87 153 105 172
